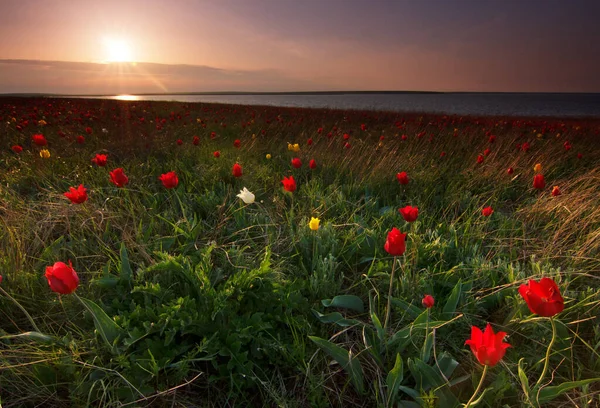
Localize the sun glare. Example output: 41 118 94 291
103 38 134 62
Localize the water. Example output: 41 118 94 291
94 93 600 117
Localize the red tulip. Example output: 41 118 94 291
360 124 366 131
176 139 183 146
477 155 484 164
577 153 583 159
85 127 92 134
440 151 446 157
384 227 407 256
317 127 323 134
159 171 179 189
507 167 514 175
64 184 88 204
12 145 23 153
232 163 242 177
344 142 351 149
465 323 510 367
396 172 409 185
32 134 47 146
533 174 545 190
399 205 418 222
522 142 530 152
482 206 494 217
281 175 296 192
309 159 316 169
380 135 385 141
233 139 241 148
343 133 350 141
401 135 407 141
91 154 107 167
109 168 129 188
489 135 496 143
192 136 200 145
291 158 302 168
551 186 561 196
563 141 571 151
518 278 564 317
45 261 79 294
422 294 435 309
307 138 313 145
483 148 491 156
210 131 216 139
76 135 85 144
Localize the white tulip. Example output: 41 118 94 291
237 187 255 204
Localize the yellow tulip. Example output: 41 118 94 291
39 149 51 159
38 120 47 126
533 163 542 173
309 217 320 231
293 143 300 152
266 154 272 160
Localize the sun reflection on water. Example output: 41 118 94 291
113 94 139 101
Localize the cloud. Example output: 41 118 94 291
0 59 322 94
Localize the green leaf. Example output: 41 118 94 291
321 295 364 313
312 310 361 327
120 242 132 282
390 297 423 319
442 280 462 319
537 378 600 404
309 336 364 393
407 358 459 407
371 311 385 343
386 353 404 406
0 331 55 344
518 358 531 399
78 296 122 350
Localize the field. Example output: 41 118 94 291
1 97 599 407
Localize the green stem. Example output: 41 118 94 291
383 256 397 330
535 317 557 390
0 286 42 332
465 364 488 408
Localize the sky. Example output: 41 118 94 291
0 0 599 94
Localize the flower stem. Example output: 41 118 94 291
383 256 397 330
535 317 557 390
465 364 488 408
0 286 42 332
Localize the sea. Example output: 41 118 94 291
81 93 600 117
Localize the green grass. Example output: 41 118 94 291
1 97 599 407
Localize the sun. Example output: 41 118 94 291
103 38 134 62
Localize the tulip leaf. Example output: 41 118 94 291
442 280 462 319
119 242 132 282
386 353 404 407
0 331 55 344
537 378 600 404
321 295 364 313
407 357 459 407
518 358 531 399
78 296 122 350
390 297 422 319
309 336 364 394
312 310 361 327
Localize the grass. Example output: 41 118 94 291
1 97 599 407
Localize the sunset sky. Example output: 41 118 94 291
1 0 599 94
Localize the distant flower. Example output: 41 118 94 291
91 154 107 167
489 135 496 143
45 261 79 295
307 138 313 145
76 135 85 144
85 127 92 134
519 277 564 317
281 175 296 192
32 134 47 146
109 168 129 188
159 171 179 189
210 131 216 139
309 159 316 169
39 149 51 158
477 154 484 164
176 139 183 146
533 163 542 173
102 128 108 134
440 151 446 157
522 142 530 152
507 167 514 175
482 206 494 217
551 186 561 196
399 205 418 222
266 153 272 160
63 184 88 204
577 153 583 159
360 124 366 131
213 151 220 158
422 294 435 309
396 171 409 185
11 145 23 153
563 141 571 151
291 158 302 168
384 227 407 256
465 323 510 367
38 119 47 126
293 143 300 152
232 163 243 178
237 187 255 204
309 217 320 231
401 135 408 141
193 136 200 145
533 174 546 190
317 127 323 134
344 142 351 149
234 139 241 148
483 148 491 156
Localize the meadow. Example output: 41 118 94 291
1 97 599 407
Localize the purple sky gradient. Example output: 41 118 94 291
1 0 599 93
